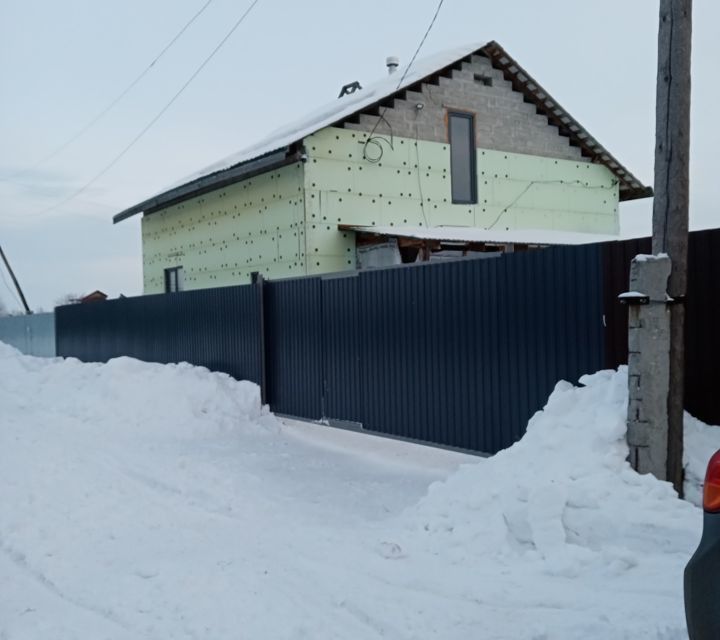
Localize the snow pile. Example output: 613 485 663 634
0 342 275 440
398 368 706 638
1 344 459 640
409 369 698 570
2 343 718 640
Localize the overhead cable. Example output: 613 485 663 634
7 0 215 180
363 0 446 162
34 0 262 216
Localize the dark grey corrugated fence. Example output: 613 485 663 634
56 286 262 385
265 277 324 419
54 229 720 453
55 242 607 454
354 244 605 452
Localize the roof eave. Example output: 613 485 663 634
113 147 301 224
480 41 652 200
620 185 654 202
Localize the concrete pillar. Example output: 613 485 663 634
626 254 672 479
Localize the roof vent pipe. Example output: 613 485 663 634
386 56 399 75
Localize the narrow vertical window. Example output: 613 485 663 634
164 266 183 293
448 112 477 204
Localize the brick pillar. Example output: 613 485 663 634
626 254 672 478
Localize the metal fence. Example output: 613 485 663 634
0 312 56 357
55 243 606 454
56 286 262 385
53 228 720 453
309 245 605 452
602 228 720 426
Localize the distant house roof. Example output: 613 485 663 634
342 225 622 246
114 41 652 224
80 290 108 303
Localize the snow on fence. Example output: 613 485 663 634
0 312 55 357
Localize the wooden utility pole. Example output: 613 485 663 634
0 244 32 315
653 0 692 494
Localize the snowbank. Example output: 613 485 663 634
0 341 276 439
1 344 459 640
2 343 718 640
408 369 700 566
398 368 712 638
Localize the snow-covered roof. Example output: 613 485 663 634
342 225 621 246
174 43 485 188
114 41 651 224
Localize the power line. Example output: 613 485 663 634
393 0 446 97
5 0 215 182
363 0 446 162
34 0 262 217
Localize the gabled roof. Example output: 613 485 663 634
114 41 651 224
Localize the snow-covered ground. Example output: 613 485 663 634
1 343 718 640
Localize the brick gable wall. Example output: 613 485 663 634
344 54 585 162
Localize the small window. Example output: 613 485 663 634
448 112 477 204
474 73 493 87
164 266 183 293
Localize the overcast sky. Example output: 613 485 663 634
1 0 718 311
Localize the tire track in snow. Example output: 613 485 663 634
0 535 146 638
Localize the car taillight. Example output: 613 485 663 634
704 450 720 513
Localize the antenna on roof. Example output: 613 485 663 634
338 81 362 99
386 56 399 75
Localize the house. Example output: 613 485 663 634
113 41 651 294
79 290 108 303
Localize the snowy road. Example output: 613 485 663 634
1 344 715 639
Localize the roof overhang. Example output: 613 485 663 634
341 224 621 246
112 148 303 224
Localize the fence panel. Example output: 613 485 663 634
321 274 362 424
0 312 56 357
601 237 652 370
265 277 323 420
357 244 606 453
685 229 720 424
55 285 262 384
